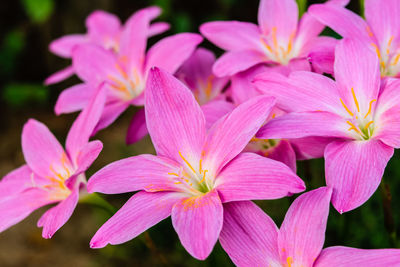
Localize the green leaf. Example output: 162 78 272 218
2 83 49 107
21 0 54 24
296 0 307 17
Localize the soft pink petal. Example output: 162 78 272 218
126 108 148 145
219 201 280 267
145 67 206 164
0 189 53 233
22 119 68 178
365 0 400 49
37 187 79 238
278 187 332 267
87 154 180 194
75 140 103 174
325 139 394 213
295 13 325 47
308 4 371 41
290 137 335 160
72 44 118 85
93 100 130 134
201 100 235 130
200 21 261 51
86 10 121 46
49 34 87 58
212 50 266 77
267 140 297 172
126 6 162 24
334 39 380 110
54 83 95 115
148 22 170 37
45 66 75 85
66 87 106 160
216 153 304 202
90 191 181 248
315 246 400 267
0 165 39 198
306 36 337 74
203 96 275 176
256 112 350 140
171 190 223 260
254 71 341 113
145 33 202 74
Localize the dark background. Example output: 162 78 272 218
1 0 398 266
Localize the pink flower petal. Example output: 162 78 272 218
75 140 103 174
90 191 181 248
267 140 297 172
306 36 337 74
219 201 280 267
126 108 148 145
216 153 304 202
278 187 332 267
22 119 68 179
92 100 130 134
54 83 95 115
87 154 180 194
37 187 79 238
315 246 400 267
85 10 121 46
290 137 335 160
325 139 394 213
148 22 170 37
200 21 261 51
200 100 235 130
144 33 203 75
45 66 75 85
203 95 275 176
171 189 223 260
212 50 266 77
145 67 206 164
49 34 87 58
258 0 298 40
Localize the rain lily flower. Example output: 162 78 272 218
176 47 234 129
254 38 399 213
200 0 349 77
86 68 305 260
54 16 202 142
309 0 400 77
220 187 400 267
0 87 106 238
46 6 169 85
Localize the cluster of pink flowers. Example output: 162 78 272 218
2 0 400 265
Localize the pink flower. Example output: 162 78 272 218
0 87 106 238
254 38 399 213
86 67 305 260
309 0 400 77
200 0 348 77
220 187 400 267
46 6 169 85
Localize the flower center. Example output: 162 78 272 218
194 75 215 105
260 27 296 65
168 151 213 195
246 137 280 156
108 61 144 101
340 88 376 140
371 35 400 77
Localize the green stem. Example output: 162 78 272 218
380 181 398 247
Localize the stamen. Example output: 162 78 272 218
260 38 274 54
205 76 213 98
168 172 180 177
364 120 374 129
346 121 363 135
391 54 400 66
371 43 381 60
286 256 293 267
340 98 354 117
178 151 196 173
199 159 203 174
199 170 208 183
366 26 374 37
364 99 376 118
271 27 278 49
351 88 360 112
115 64 128 80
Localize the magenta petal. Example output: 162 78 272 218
290 136 334 160
22 119 68 178
295 13 325 47
201 100 235 130
256 112 349 140
87 154 180 194
54 83 95 115
90 191 181 248
145 67 206 163
171 190 223 260
66 86 106 161
200 21 261 51
49 34 87 58
45 66 75 85
148 22 170 37
219 201 280 267
325 139 394 213
258 0 298 40
267 140 297 172
126 108 148 145
278 187 332 267
37 187 79 238
0 189 53 232
315 246 400 267
306 36 337 75
86 10 121 46
212 50 266 77
204 96 275 175
75 140 103 174
145 33 202 74
0 165 42 198
216 153 304 202
93 101 130 134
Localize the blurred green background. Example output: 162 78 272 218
1 0 398 266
